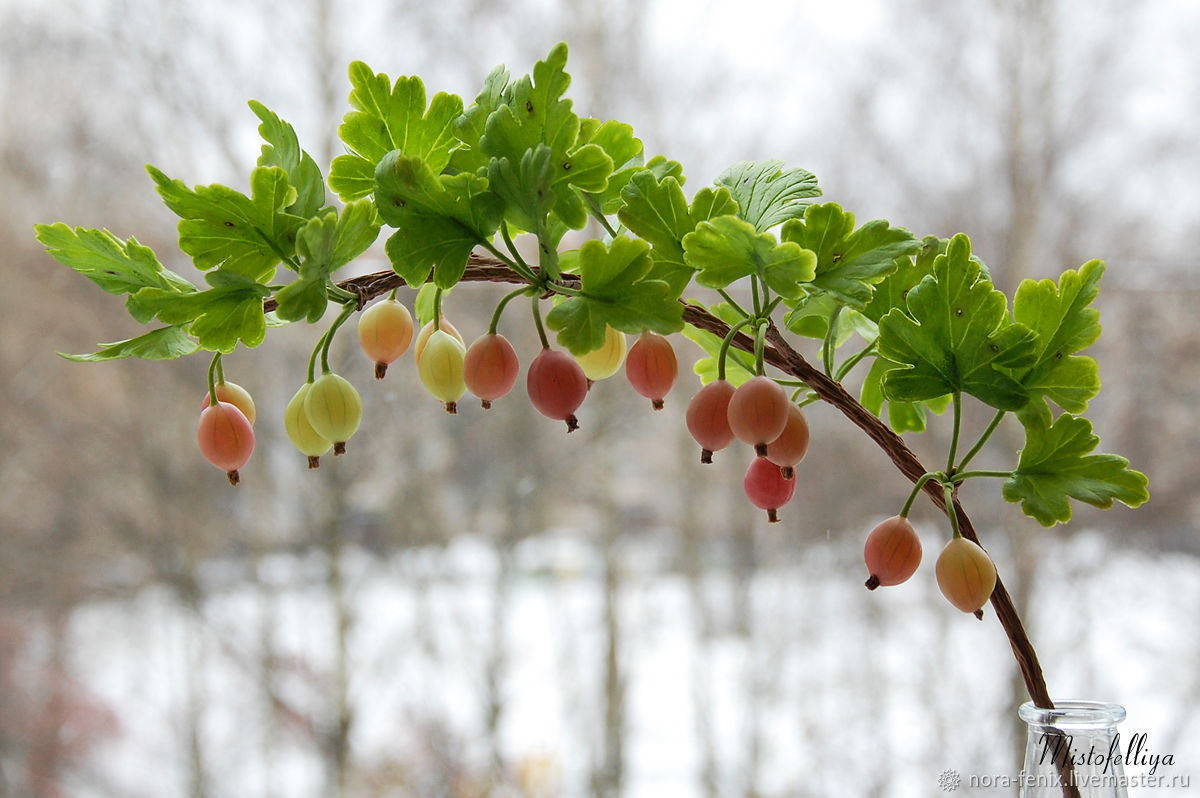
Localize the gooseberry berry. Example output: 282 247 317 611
742 457 796 522
200 381 256 425
935 537 997 616
685 379 736 463
574 325 627 382
863 515 922 589
727 376 790 456
527 348 588 432
284 383 332 468
413 317 463 365
464 333 520 409
765 403 810 478
197 401 255 485
303 373 362 455
357 298 414 379
625 331 677 409
419 329 467 413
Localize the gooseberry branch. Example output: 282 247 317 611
289 253 1058 716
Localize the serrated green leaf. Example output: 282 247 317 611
249 100 325 217
127 270 270 353
1003 412 1149 526
680 302 757 387
375 152 503 289
861 235 942 324
59 325 200 362
1011 260 1105 415
617 172 736 296
780 203 919 309
545 237 684 354
715 160 820 232
272 200 380 324
329 62 464 201
147 164 303 282
578 119 644 215
34 223 196 296
479 43 577 166
451 65 512 174
877 233 1038 410
477 44 613 232
274 278 329 324
682 215 815 299
860 356 950 433
487 145 557 233
297 199 381 276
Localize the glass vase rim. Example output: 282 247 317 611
1018 699 1127 728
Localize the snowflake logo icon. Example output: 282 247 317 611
938 768 962 791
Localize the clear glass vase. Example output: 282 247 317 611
1018 700 1128 797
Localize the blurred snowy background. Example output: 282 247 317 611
2 0 1199 796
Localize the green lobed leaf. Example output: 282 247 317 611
1011 259 1105 415
1003 409 1149 526
617 172 736 296
375 152 503 289
682 214 816 299
780 203 920 310
34 223 196 296
477 43 614 232
487 144 558 234
860 355 951 433
545 236 684 354
680 302 757 387
577 118 646 215
861 235 943 325
58 325 200 362
147 164 304 282
127 270 270 353
877 233 1038 410
329 62 464 201
715 160 820 232
275 201 380 324
249 100 325 217
451 64 512 174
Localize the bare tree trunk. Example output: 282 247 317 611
592 518 625 798
679 445 720 798
184 607 210 798
325 500 353 798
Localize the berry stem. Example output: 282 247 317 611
716 317 754 382
944 483 963 539
900 472 941 518
530 293 550 350
319 301 357 375
307 330 326 384
206 353 222 406
753 321 768 375
489 286 531 335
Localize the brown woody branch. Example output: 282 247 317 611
283 253 1058 714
